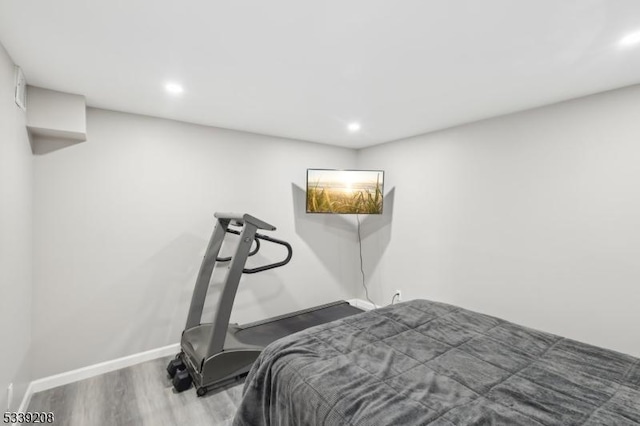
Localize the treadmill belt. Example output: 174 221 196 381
235 302 363 347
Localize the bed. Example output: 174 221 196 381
232 299 640 425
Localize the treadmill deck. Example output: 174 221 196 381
234 300 363 347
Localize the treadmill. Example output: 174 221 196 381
167 213 363 396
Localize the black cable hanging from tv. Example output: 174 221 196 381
356 214 376 307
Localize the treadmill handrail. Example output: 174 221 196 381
243 233 292 274
216 229 293 274
216 228 261 262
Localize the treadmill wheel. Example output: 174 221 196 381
166 358 186 378
172 370 192 392
196 387 208 397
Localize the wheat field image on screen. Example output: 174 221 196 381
307 170 383 214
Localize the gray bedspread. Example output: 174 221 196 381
232 299 640 425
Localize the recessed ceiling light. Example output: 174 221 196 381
619 31 640 48
347 122 361 133
165 82 184 95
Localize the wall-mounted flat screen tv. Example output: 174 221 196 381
306 169 384 214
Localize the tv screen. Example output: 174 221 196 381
306 169 384 214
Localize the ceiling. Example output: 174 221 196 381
1 1 640 149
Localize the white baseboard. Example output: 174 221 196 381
347 298 379 311
17 343 179 415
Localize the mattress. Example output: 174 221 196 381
232 299 640 425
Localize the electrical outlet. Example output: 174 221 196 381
394 289 402 302
7 383 13 411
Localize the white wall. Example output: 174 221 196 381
0 44 33 410
32 108 359 378
26 70 640 382
358 84 640 357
